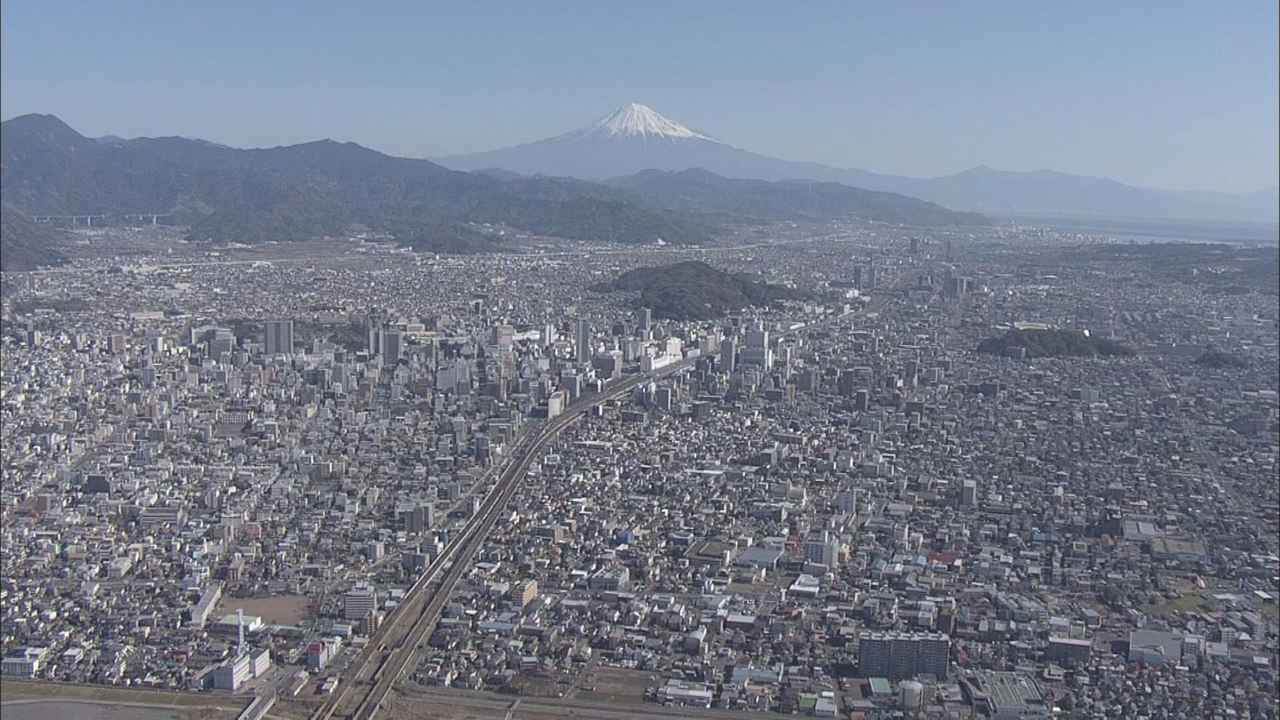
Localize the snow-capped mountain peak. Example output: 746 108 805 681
591 103 713 140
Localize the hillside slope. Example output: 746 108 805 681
609 168 986 226
0 114 712 252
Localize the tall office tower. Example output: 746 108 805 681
655 385 674 411
852 265 863 289
798 367 819 393
720 337 737 375
108 334 126 354
741 322 773 367
961 480 978 508
853 389 870 412
909 237 920 254
264 320 294 356
575 319 592 362
343 583 377 621
380 330 404 366
638 307 652 339
837 370 857 397
367 326 381 356
865 266 878 289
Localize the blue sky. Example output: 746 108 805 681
2 1 1276 193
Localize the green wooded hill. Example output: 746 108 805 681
977 329 1135 359
593 260 805 320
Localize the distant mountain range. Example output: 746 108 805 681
607 168 985 226
0 113 988 265
0 113 714 256
442 103 1279 224
0 113 986 268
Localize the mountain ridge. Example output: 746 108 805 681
0 113 715 254
440 104 1278 223
606 168 986 226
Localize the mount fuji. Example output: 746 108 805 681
440 102 857 184
440 103 1279 224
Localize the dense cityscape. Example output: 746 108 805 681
2 219 1276 720
3 4 1278 719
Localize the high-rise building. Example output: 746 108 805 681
575 319 592 362
961 480 978 508
853 389 870 412
838 370 857 397
655 385 674 411
804 530 840 569
264 320 294 356
720 337 737 375
108 334 126 354
859 632 950 679
741 323 772 368
343 583 377 621
380 330 403 366
560 369 582 400
592 350 623 379
638 307 652 339
798 367 819 394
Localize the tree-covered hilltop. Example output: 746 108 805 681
977 329 1135 359
592 260 806 321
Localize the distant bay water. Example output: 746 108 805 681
1010 214 1279 247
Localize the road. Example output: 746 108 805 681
309 307 860 720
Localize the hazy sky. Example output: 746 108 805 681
3 1 1277 193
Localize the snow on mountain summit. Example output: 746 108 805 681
591 103 713 140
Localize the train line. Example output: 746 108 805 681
311 309 859 720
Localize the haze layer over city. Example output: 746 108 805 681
1 3 1277 720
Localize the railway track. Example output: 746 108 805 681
312 372 664 720
313 308 860 720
